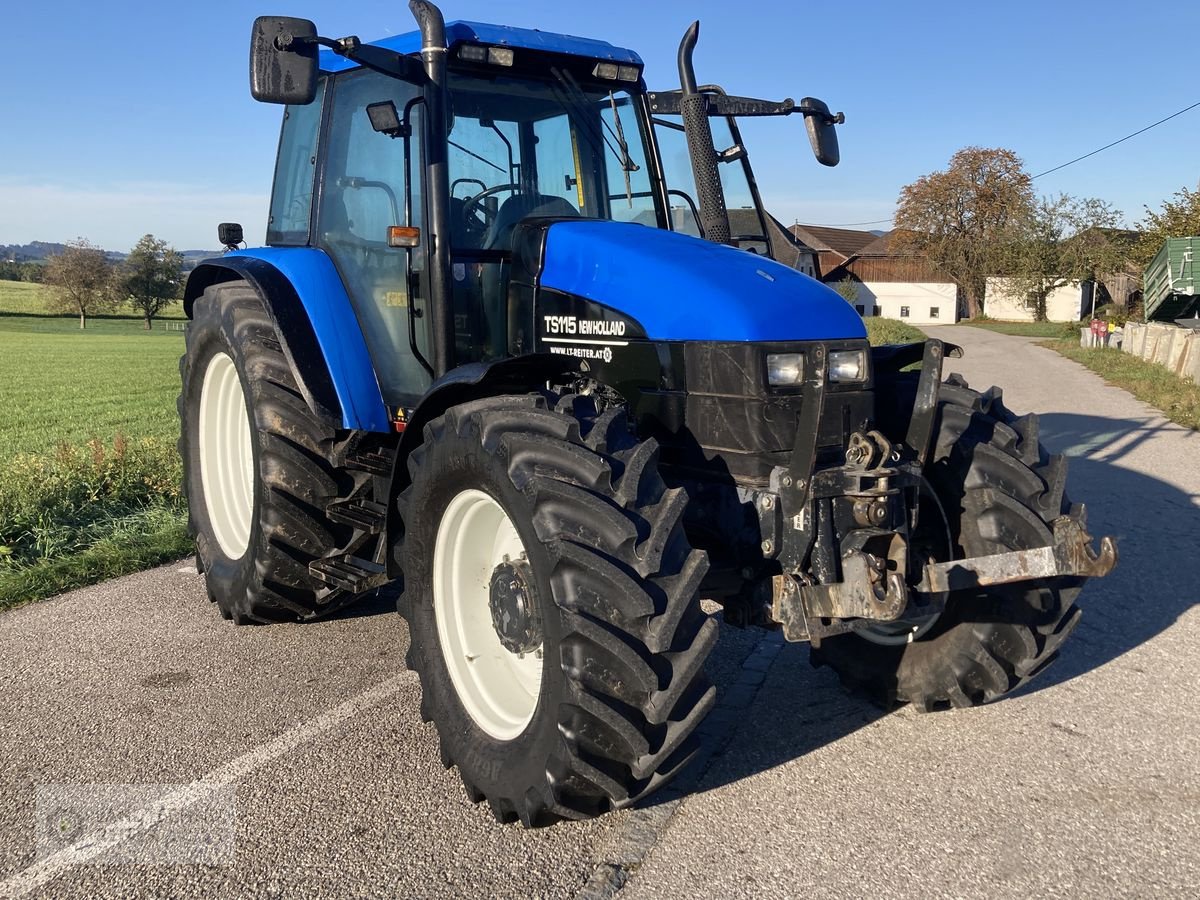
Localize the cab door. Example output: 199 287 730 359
317 68 433 409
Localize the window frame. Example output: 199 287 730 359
266 77 329 247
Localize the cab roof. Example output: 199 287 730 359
319 19 643 73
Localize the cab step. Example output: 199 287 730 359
344 447 396 477
326 497 387 533
309 555 388 593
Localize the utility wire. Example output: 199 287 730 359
796 218 894 228
796 100 1199 227
1031 100 1200 179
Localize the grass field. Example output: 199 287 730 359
957 318 1079 339
0 323 184 458
0 307 189 610
0 279 187 325
1044 339 1200 432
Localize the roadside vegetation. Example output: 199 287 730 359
0 282 188 612
956 318 1077 338
1043 339 1200 432
865 317 925 345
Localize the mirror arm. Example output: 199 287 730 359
649 90 812 119
797 98 845 126
288 32 430 84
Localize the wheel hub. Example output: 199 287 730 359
488 555 542 655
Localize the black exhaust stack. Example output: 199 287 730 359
678 22 731 246
409 0 453 376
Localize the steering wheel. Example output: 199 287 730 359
461 183 521 233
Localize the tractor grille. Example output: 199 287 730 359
639 340 874 486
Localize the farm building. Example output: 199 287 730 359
984 278 1085 322
792 227 959 324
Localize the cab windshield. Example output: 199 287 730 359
443 67 659 362
446 69 659 253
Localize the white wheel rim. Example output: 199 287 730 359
197 352 255 560
433 489 543 741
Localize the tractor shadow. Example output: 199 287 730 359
326 585 402 620
1006 411 1199 695
643 410 1198 805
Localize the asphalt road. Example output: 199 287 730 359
1 326 1197 898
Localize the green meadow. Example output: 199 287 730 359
0 284 190 611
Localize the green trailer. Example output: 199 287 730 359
1144 237 1200 321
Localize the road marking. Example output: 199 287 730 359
0 672 416 899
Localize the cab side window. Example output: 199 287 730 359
267 80 326 245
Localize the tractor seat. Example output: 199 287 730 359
484 193 579 251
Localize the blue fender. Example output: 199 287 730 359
539 221 867 342
183 248 390 432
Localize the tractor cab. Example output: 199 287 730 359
256 16 805 412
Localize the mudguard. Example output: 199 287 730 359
184 248 390 432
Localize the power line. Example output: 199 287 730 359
794 100 1199 227
1031 100 1200 179
794 218 893 228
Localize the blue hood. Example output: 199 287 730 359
539 221 866 342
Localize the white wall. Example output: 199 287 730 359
853 282 958 325
794 251 818 278
985 277 1083 322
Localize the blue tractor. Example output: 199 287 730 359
179 2 1116 825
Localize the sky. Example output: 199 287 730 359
2 1 1199 252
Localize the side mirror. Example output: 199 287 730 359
250 16 319 105
800 97 843 167
217 223 244 248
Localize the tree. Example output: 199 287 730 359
120 234 183 330
893 147 1035 319
42 239 116 329
833 276 860 305
1131 183 1200 269
1004 195 1127 321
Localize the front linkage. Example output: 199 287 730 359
754 339 1117 644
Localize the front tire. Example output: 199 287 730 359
811 376 1085 710
397 393 716 826
178 283 346 623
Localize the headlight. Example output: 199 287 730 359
828 349 867 383
766 353 805 386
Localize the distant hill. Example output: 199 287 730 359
2 242 220 271
1 242 76 263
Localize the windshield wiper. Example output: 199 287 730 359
447 138 506 175
608 90 635 208
549 67 639 206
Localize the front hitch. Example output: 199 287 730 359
772 496 1118 644
767 337 1118 644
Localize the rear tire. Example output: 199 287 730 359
178 283 346 623
397 393 716 826
811 376 1085 710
